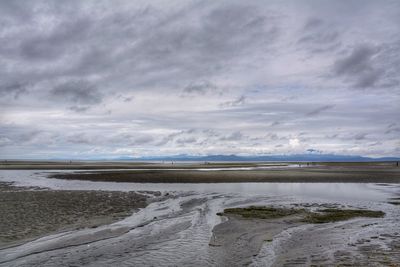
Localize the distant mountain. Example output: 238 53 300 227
120 154 400 162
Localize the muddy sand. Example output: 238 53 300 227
0 182 148 248
212 205 400 266
210 214 304 266
49 165 400 183
1 165 399 266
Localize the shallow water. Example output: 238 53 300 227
0 170 399 266
0 169 392 202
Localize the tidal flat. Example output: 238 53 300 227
2 161 400 184
0 162 399 266
0 182 148 249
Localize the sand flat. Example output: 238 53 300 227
0 182 148 249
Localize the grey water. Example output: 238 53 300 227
0 169 393 202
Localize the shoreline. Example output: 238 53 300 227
47 166 400 183
0 161 398 170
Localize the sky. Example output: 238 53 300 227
0 0 399 159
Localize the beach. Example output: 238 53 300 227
0 162 399 266
0 182 149 249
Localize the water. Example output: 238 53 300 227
0 170 391 202
0 170 398 266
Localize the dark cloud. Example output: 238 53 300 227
19 18 92 61
50 80 102 105
306 148 322 153
385 123 400 134
155 131 184 146
334 46 376 75
0 82 28 99
68 106 90 113
306 105 335 116
333 45 382 88
354 133 368 140
182 80 218 96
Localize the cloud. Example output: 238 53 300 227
0 82 28 99
182 80 219 96
0 137 13 147
68 106 90 113
333 45 382 88
289 138 300 148
49 80 102 105
220 96 246 107
385 123 400 134
306 105 335 116
0 1 399 158
176 137 197 145
334 45 376 75
306 148 322 153
354 133 368 140
220 131 244 141
131 136 154 145
19 18 92 61
303 18 324 29
66 133 93 145
298 18 341 53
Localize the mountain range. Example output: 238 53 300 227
116 154 400 162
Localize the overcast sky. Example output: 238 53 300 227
0 0 399 159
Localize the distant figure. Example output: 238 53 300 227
307 162 309 166
397 161 399 167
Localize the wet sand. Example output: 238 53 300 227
0 166 399 266
0 182 148 248
212 202 400 266
210 214 304 266
49 165 400 183
0 184 399 266
2 161 399 183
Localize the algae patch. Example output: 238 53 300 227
218 206 305 219
217 206 384 224
303 208 385 223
